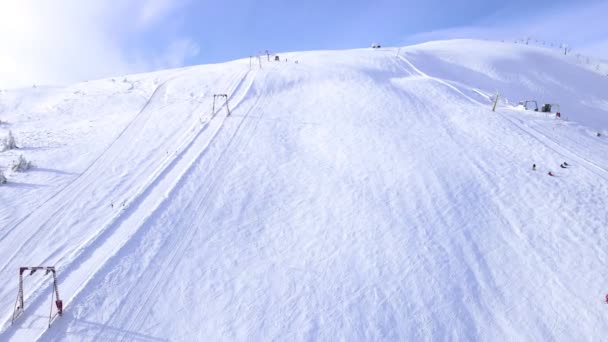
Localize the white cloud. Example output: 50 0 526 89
136 0 187 29
157 38 201 69
0 0 198 88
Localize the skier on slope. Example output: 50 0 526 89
532 164 536 171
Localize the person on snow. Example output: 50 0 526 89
548 171 554 176
532 164 536 171
560 163 567 169
564 162 569 166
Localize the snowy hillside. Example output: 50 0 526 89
0 39 607 341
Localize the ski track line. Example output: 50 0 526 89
0 77 183 326
2 71 246 338
0 69 241 288
395 53 608 309
36 68 256 341
39 67 263 341
498 111 608 183
395 55 485 107
515 114 608 175
397 53 608 182
114 64 301 340
87 65 276 341
0 76 176 242
0 67 231 249
0 77 214 320
0 72 207 276
1 69 252 341
114 78 267 341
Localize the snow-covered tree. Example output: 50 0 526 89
11 154 33 172
1 130 17 152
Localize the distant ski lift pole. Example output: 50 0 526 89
492 92 500 112
212 94 231 116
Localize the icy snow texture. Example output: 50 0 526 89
0 39 607 341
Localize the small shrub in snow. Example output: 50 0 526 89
1 130 17 152
0 170 6 184
11 155 33 172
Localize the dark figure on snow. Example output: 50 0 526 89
532 164 536 171
560 164 567 169
564 162 569 166
548 171 554 177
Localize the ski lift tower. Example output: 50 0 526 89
12 266 63 328
212 94 231 116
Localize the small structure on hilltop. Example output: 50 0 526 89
518 100 564 119
274 55 280 62
517 100 538 111
541 103 561 118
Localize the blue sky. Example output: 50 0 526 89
1 0 607 87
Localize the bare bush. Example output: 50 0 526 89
11 154 33 172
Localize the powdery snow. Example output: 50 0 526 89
0 39 607 341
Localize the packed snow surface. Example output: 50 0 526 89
0 39 607 341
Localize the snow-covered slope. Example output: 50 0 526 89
0 39 607 341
